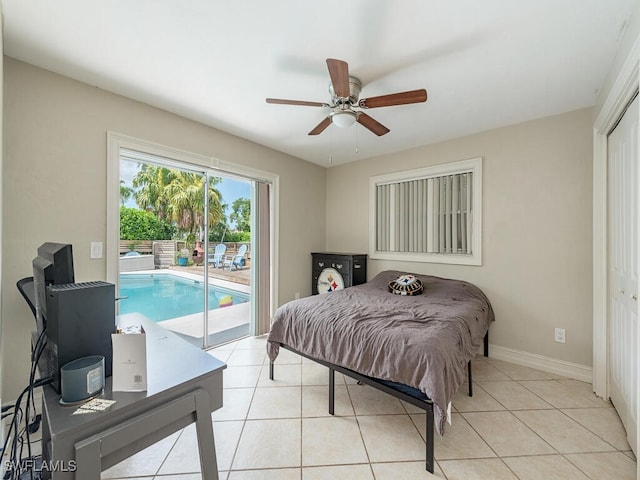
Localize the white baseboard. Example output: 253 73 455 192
488 344 593 384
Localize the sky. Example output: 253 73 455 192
120 160 252 228
215 176 252 218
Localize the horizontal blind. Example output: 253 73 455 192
376 171 473 254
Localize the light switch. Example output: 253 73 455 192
90 242 103 259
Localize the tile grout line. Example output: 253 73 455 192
299 361 303 472
511 377 628 454
343 377 377 478
458 368 563 461
453 363 561 480
555 407 629 453
119 345 635 479
224 358 264 476
468 359 633 466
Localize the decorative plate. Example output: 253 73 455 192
317 267 345 295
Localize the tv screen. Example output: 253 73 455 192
32 242 74 332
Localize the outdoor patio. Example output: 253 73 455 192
167 260 251 286
119 240 252 286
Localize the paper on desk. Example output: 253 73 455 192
73 398 117 415
112 325 147 391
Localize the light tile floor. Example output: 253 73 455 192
102 336 637 480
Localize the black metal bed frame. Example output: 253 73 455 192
269 331 489 473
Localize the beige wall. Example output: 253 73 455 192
1 57 326 401
326 108 593 367
0 9 4 413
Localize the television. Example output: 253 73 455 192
32 242 75 334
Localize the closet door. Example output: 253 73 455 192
608 93 638 455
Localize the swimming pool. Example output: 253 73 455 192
118 273 249 322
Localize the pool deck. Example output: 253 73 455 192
158 302 251 347
167 262 251 286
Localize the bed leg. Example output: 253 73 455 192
328 367 335 415
425 403 434 474
468 361 473 397
484 331 489 357
269 362 274 381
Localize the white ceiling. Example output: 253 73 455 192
2 0 636 167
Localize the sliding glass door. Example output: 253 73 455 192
117 151 254 348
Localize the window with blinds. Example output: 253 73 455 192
369 157 482 265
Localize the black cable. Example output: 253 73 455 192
2 329 49 480
1 377 51 480
1 397 19 470
10 398 24 479
21 378 50 480
6 403 22 480
24 330 47 474
15 425 26 476
7 330 45 479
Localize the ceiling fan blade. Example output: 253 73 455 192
359 89 427 108
266 98 328 107
308 117 332 135
357 113 390 136
326 58 350 98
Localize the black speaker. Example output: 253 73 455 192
42 281 116 393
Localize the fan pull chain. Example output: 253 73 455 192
329 123 333 165
355 123 359 154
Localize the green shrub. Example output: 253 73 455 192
120 206 175 240
209 230 251 243
212 231 251 243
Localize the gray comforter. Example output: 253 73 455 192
266 270 494 435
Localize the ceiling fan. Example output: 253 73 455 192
266 58 428 136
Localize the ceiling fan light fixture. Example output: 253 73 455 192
330 110 358 128
266 58 426 137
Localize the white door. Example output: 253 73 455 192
608 93 638 455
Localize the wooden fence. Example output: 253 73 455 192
119 240 250 268
120 240 154 254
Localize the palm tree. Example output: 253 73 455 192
119 180 134 206
132 166 224 241
132 165 175 220
165 172 224 241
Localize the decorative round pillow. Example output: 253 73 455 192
388 274 424 296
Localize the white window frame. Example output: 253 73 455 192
369 157 482 266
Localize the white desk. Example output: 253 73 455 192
40 314 226 479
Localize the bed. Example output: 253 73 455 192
266 270 494 472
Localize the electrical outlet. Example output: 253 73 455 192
554 328 566 344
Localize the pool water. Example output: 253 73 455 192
119 274 249 322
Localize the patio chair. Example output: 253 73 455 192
208 244 227 268
225 244 248 271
